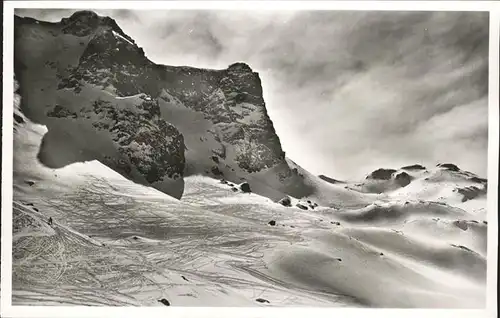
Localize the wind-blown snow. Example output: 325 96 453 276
112 30 134 46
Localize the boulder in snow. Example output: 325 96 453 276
256 298 270 303
158 298 170 306
296 203 308 210
240 182 251 193
278 196 292 207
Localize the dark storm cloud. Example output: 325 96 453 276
14 9 489 179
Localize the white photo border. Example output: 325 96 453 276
2 1 499 318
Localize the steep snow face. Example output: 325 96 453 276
14 11 313 201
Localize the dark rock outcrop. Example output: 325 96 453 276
240 182 252 193
319 174 344 184
401 164 426 170
469 176 487 184
394 172 412 187
46 104 78 118
453 220 468 231
450 244 474 253
268 220 276 226
296 203 308 210
158 298 170 306
278 196 292 207
14 113 25 124
211 166 224 177
437 163 460 172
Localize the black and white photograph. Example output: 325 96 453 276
1 1 499 317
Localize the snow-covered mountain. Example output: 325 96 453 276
14 11 313 200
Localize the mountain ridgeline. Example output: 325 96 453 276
14 11 314 200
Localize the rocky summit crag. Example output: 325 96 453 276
14 11 312 200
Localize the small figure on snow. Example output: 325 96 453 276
48 217 53 226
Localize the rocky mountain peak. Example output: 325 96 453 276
62 10 100 24
60 10 134 44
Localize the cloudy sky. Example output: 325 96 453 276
16 8 489 179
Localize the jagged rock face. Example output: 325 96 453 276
14 11 311 200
